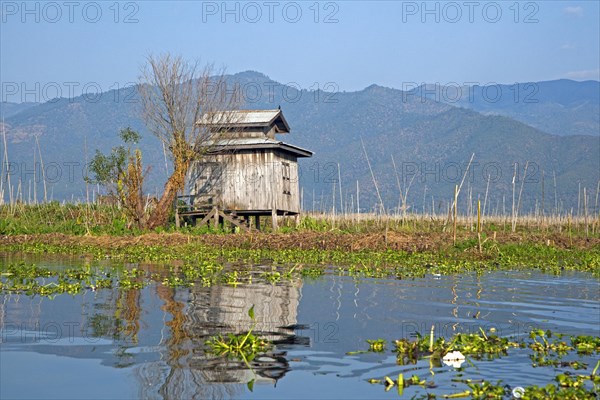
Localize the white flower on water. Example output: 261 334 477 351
442 350 465 368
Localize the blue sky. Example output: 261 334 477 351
1 1 599 101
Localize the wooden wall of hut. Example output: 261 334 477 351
189 150 300 214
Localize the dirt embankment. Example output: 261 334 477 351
0 231 597 252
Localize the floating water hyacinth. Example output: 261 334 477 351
442 350 465 368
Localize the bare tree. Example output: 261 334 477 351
139 54 241 228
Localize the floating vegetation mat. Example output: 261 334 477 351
352 327 600 399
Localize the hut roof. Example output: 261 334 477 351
206 137 312 158
198 109 290 133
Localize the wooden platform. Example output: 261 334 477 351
175 196 298 231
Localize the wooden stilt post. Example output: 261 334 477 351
255 215 261 231
271 209 278 231
213 206 219 229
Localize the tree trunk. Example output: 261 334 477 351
146 163 188 229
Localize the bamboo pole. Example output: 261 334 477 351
2 119 13 206
391 154 404 216
446 153 475 228
584 187 588 239
553 170 558 215
338 162 343 214
33 145 37 204
453 184 458 246
360 136 385 214
514 161 529 232
510 162 529 233
577 182 581 218
35 136 47 203
511 163 516 232
84 134 89 204
482 173 490 226
594 180 600 234
477 199 481 233
540 169 545 228
477 199 482 253
356 180 360 215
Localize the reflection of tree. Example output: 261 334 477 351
86 287 143 368
116 288 142 343
89 288 142 343
157 285 188 364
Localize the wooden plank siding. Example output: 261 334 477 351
189 149 301 214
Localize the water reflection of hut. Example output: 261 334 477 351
184 281 302 383
186 282 300 339
136 280 304 399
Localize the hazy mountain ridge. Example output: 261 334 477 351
0 102 39 119
1 72 598 213
416 80 600 137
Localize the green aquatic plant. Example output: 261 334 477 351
447 328 519 360
300 266 325 278
3 233 599 280
204 305 271 363
221 270 242 286
364 328 600 398
367 338 386 352
346 338 388 356
520 362 600 399
441 380 507 399
466 380 507 398
0 261 115 297
571 335 600 355
526 329 585 369
118 267 147 290
260 269 282 284
393 337 422 364
391 327 517 366
368 372 430 396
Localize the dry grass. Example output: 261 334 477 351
1 227 597 253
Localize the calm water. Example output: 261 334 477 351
1 257 599 399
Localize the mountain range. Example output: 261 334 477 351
415 79 599 137
1 72 599 215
